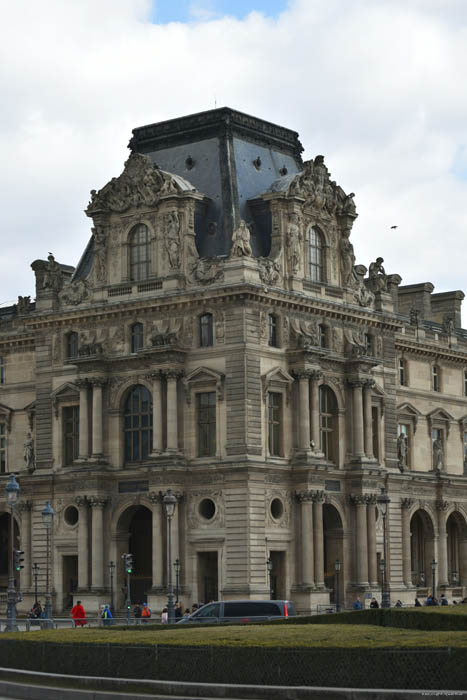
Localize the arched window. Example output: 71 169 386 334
124 385 153 463
308 228 324 282
319 385 337 461
129 224 151 281
200 313 213 347
131 323 144 353
66 332 79 359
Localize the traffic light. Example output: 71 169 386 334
14 550 24 572
122 553 133 573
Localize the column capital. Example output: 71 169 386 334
311 489 324 503
400 497 414 510
349 493 366 506
162 368 184 381
88 496 110 509
363 378 375 390
146 370 163 381
347 378 366 389
74 495 89 508
89 377 107 388
365 493 377 506
295 490 314 503
75 379 89 389
293 369 313 381
436 499 449 511
149 491 163 504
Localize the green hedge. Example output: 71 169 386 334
303 608 467 631
0 639 465 690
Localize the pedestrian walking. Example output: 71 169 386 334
161 607 168 624
353 597 363 610
71 600 87 627
101 604 113 626
369 598 379 609
141 602 152 623
134 603 142 624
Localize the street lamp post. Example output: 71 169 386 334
377 487 391 608
174 558 180 604
41 500 54 627
108 561 115 615
163 489 177 624
432 559 437 600
32 563 39 605
335 559 341 612
5 474 20 632
266 557 274 599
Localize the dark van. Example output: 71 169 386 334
177 600 296 624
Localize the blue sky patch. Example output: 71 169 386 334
451 145 467 182
150 0 289 24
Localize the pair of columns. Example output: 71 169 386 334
350 494 378 586
76 379 106 461
348 379 374 459
297 490 326 586
296 370 323 452
148 370 182 454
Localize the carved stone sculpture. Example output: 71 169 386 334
344 327 368 357
165 211 181 268
286 213 301 274
397 433 408 471
368 257 388 293
16 296 32 315
23 433 35 473
433 439 443 471
258 257 281 286
340 229 356 287
191 258 224 285
59 279 89 306
230 220 252 257
290 317 318 348
42 253 63 293
150 319 182 347
93 226 107 282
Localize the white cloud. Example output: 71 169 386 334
1 0 466 320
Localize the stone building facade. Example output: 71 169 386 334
0 107 466 614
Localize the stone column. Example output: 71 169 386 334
149 371 163 454
90 379 106 460
352 495 368 585
76 380 89 460
366 495 377 585
436 501 449 587
310 371 323 452
460 539 467 585
401 498 413 587
349 380 365 458
165 371 180 453
89 497 107 590
75 496 89 590
296 372 311 452
297 492 314 585
19 501 32 589
150 493 163 588
312 491 324 586
363 380 374 459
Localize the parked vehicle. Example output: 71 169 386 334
177 600 297 624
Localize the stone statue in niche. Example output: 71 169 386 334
340 229 356 287
23 433 35 473
368 257 388 293
42 253 63 293
230 220 252 257
433 439 443 472
165 211 180 268
286 213 302 274
442 315 455 335
397 433 408 471
93 226 107 282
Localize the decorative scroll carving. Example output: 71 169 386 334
150 319 182 347
258 257 281 286
290 317 318 348
435 500 449 511
190 257 224 285
400 498 414 510
59 279 90 306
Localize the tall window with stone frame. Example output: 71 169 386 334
267 391 282 457
308 228 324 282
0 357 4 384
399 358 407 386
66 332 79 359
319 385 337 461
464 369 467 397
0 423 5 473
318 324 327 348
129 223 151 281
432 365 440 392
364 334 373 355
463 431 467 470
197 391 216 457
124 385 153 463
131 322 144 353
199 313 213 348
268 314 278 347
63 406 79 466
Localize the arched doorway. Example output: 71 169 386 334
446 512 467 585
116 505 152 606
0 512 19 591
323 504 344 605
410 510 435 587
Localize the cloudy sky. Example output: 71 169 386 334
1 0 466 314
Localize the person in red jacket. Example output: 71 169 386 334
71 600 87 627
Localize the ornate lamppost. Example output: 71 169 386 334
174 558 180 604
431 558 437 600
41 500 54 626
335 559 341 612
266 557 274 599
377 487 391 608
108 561 115 615
32 563 39 605
163 489 177 624
5 474 20 632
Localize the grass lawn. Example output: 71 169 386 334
5 622 467 649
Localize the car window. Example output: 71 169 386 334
286 601 297 616
195 603 220 618
223 602 281 617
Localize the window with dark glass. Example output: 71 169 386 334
319 325 327 348
66 332 79 359
267 392 282 456
308 228 324 282
197 392 216 457
0 357 4 384
364 334 372 355
129 223 151 281
131 323 144 353
464 370 467 397
432 366 439 392
63 406 79 465
0 423 5 473
200 313 213 347
268 314 277 347
319 386 337 461
399 358 406 386
124 385 153 463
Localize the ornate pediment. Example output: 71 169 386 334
86 153 194 215
397 402 422 433
427 408 454 438
261 367 294 403
51 382 80 417
183 367 225 403
287 155 356 219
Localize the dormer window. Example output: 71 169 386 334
308 228 324 283
131 323 144 353
129 223 151 281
